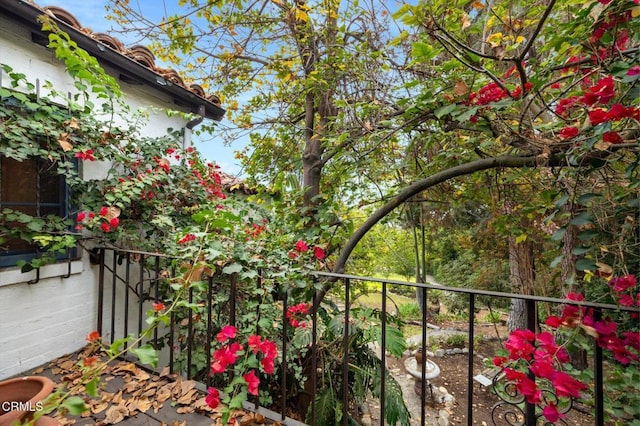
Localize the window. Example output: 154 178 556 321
0 155 75 268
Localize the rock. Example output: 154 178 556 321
360 414 372 426
453 348 462 354
435 349 445 357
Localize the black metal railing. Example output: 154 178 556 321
96 247 638 426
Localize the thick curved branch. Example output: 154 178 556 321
314 153 566 305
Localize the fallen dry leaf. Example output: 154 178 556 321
176 406 194 414
103 405 127 425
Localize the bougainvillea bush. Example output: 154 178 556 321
493 274 639 423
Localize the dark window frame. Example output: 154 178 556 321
0 96 78 269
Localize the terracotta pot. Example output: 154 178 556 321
0 376 58 426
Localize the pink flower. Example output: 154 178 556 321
628 66 640 76
551 371 587 398
558 126 579 140
109 217 120 228
99 207 109 217
543 404 564 423
178 233 197 244
247 335 262 354
100 223 111 233
217 325 237 342
504 329 536 361
243 370 260 395
295 240 309 253
261 357 275 374
313 246 326 260
77 211 86 222
580 75 615 106
589 108 610 125
86 330 101 342
619 294 634 306
609 275 636 292
545 315 562 328
492 356 507 367
602 131 623 144
205 387 220 409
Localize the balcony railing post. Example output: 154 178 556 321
97 248 105 335
593 309 604 426
343 278 351 426
525 298 537 424
467 293 476 425
420 286 427 426
281 288 289 423
124 253 130 351
311 283 319 426
379 280 386 426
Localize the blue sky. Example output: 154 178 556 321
38 0 245 176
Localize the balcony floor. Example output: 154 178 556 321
16 346 271 426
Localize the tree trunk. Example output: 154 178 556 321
506 236 536 331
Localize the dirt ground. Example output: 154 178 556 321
382 319 597 426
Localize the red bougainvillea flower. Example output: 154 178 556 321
109 217 120 228
580 75 615 106
205 387 220 409
536 332 570 363
295 240 309 253
152 302 165 312
609 275 637 292
313 246 326 261
178 233 197 244
86 330 101 342
77 211 86 222
492 356 507 367
588 108 610 125
558 126 579 140
247 335 263 354
83 356 98 367
100 223 111 233
551 371 587 398
287 303 311 328
504 369 540 404
217 325 237 343
602 131 623 144
211 344 243 374
99 206 109 217
261 357 275 374
545 315 562 328
75 149 96 161
504 329 536 361
259 339 278 361
618 294 634 307
243 370 260 395
555 96 580 117
543 404 564 423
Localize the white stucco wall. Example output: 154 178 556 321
0 13 193 379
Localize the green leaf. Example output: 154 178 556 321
550 228 566 241
223 262 243 274
570 212 593 226
576 258 597 272
434 104 457 119
577 230 599 241
62 396 87 415
84 378 100 397
131 344 158 368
